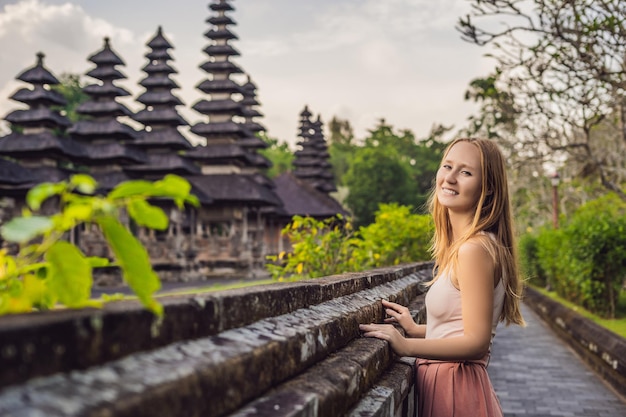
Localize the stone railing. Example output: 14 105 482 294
0 262 432 417
523 286 626 399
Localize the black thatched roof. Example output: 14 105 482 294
209 1 234 12
206 15 236 26
188 174 281 207
185 143 256 166
200 61 243 74
192 98 243 116
69 119 139 141
272 172 346 218
147 26 173 50
0 158 39 185
81 143 147 165
124 153 200 176
140 75 179 89
0 132 85 159
10 86 66 108
142 61 177 74
204 28 238 41
91 170 133 192
203 44 240 57
136 91 184 107
75 101 133 118
133 108 188 126
5 108 71 129
86 66 126 81
16 52 59 86
83 83 131 97
88 37 125 66
196 79 242 95
191 121 253 139
133 127 192 150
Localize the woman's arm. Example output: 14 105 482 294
360 240 495 360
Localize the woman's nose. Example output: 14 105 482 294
444 171 457 183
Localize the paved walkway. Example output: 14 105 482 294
489 303 626 417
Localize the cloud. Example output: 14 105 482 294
0 0 145 130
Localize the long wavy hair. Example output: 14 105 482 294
428 138 525 326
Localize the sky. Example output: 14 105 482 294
0 0 498 147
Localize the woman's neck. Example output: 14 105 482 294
449 211 473 242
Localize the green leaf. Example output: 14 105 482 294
127 200 169 230
45 241 92 308
108 180 154 200
26 183 66 210
70 174 97 195
97 216 162 316
87 256 110 268
0 216 54 243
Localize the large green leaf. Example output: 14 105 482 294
127 200 169 230
45 241 92 308
26 182 66 210
108 180 154 200
69 174 97 195
97 216 162 316
0 216 54 243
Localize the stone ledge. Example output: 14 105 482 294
0 262 432 389
523 286 626 398
0 269 431 417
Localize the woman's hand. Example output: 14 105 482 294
381 299 423 338
359 323 407 355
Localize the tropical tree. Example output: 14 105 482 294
458 0 626 199
258 132 293 178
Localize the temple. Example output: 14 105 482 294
0 0 346 283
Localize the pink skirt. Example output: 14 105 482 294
416 357 503 417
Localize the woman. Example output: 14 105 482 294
359 138 525 417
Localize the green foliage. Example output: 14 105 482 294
51 73 89 123
353 204 433 268
344 146 416 227
520 193 626 318
266 215 360 280
0 174 199 317
257 132 294 179
517 233 544 286
342 120 448 226
267 204 433 281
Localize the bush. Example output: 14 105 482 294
520 193 626 318
518 233 544 286
267 204 434 281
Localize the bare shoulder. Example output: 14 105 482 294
457 237 496 275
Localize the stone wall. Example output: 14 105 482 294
523 286 626 399
0 262 432 417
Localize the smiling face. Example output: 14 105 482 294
435 141 483 215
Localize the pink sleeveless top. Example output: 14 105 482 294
425 268 505 341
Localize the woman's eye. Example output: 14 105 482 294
461 171 472 176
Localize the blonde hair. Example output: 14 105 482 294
428 138 525 326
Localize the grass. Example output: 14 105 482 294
531 285 626 339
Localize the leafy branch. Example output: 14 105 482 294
0 174 199 317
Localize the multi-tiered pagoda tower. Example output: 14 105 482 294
184 0 280 276
293 107 337 193
68 37 146 191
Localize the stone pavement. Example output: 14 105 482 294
489 303 626 417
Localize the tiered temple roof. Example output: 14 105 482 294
293 106 337 193
126 26 200 179
0 52 84 192
187 0 279 208
67 37 146 190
